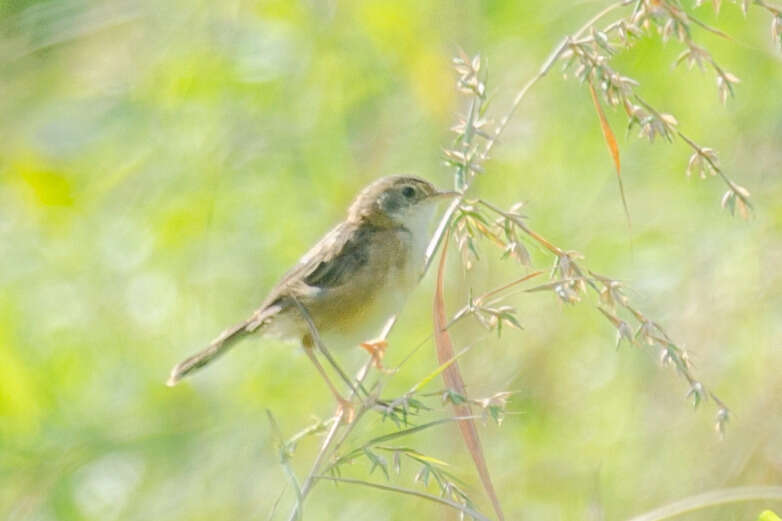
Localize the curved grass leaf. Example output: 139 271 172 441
433 233 505 521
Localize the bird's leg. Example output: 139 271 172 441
359 340 392 373
302 339 355 423
291 296 366 399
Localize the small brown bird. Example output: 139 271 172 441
167 175 455 413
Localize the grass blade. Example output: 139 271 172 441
433 233 505 521
589 81 631 229
409 346 471 395
334 417 476 467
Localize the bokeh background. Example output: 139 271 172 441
2 1 781 520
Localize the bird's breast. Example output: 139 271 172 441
316 226 420 347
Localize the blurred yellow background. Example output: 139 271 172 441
1 1 781 519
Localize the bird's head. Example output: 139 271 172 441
348 175 457 229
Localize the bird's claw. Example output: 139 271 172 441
336 397 356 424
360 340 393 373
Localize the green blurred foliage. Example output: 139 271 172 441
1 1 781 520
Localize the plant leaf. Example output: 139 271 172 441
409 346 471 395
589 82 631 230
335 418 469 468
433 233 505 521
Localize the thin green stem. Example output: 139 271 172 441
573 0 634 39
625 486 782 521
286 354 376 521
285 413 341 521
314 476 493 521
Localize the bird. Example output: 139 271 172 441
166 175 456 417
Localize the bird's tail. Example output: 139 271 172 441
166 319 253 386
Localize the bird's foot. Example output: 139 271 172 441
360 340 393 373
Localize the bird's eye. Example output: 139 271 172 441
402 186 416 199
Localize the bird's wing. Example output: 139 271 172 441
246 220 372 327
301 223 372 288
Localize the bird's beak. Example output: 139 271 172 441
433 190 461 199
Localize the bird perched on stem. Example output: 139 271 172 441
167 175 456 419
